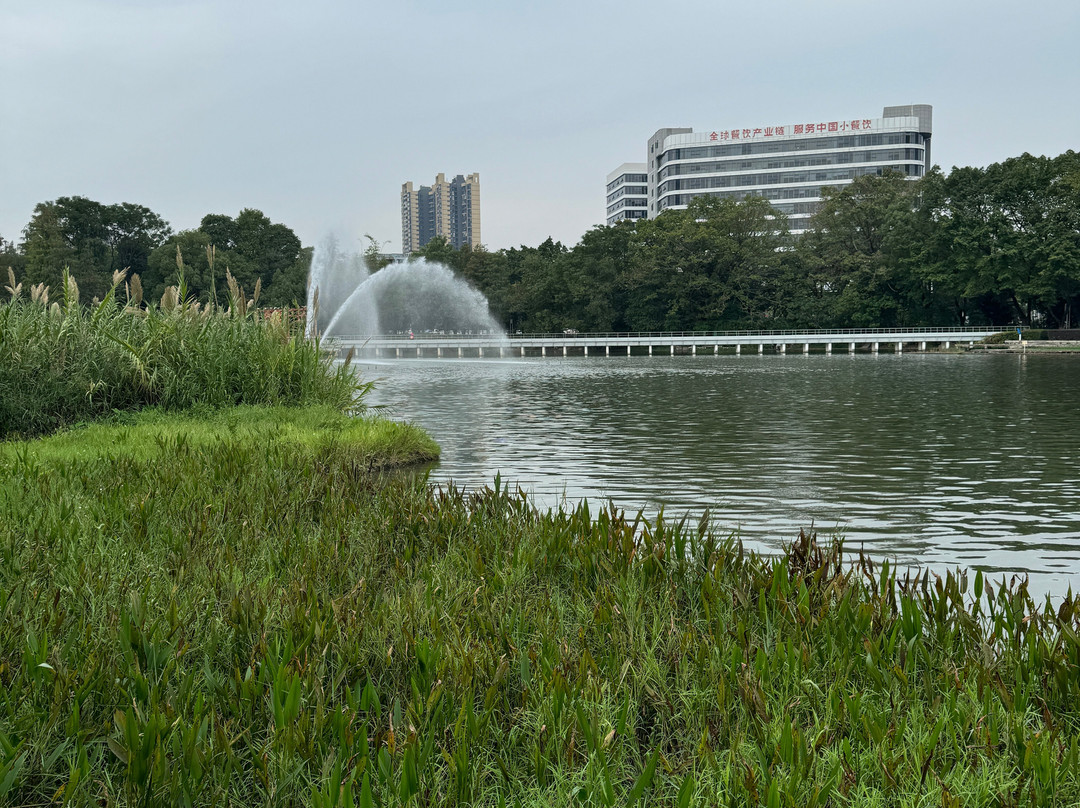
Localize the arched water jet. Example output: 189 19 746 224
305 234 504 341
323 258 503 338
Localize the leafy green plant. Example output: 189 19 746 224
3 416 1080 804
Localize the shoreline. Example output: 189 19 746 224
970 340 1080 354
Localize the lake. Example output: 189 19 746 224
360 353 1080 593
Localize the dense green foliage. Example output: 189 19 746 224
146 210 309 308
0 268 362 438
2 432 1080 805
16 197 171 305
418 151 1080 332
11 198 310 309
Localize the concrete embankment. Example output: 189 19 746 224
973 340 1080 353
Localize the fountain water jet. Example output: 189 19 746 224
305 234 369 338
306 236 503 340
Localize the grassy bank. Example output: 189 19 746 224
3 405 439 471
3 422 1080 806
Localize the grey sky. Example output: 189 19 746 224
2 0 1077 254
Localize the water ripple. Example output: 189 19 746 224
362 354 1080 595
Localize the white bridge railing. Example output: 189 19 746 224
327 326 1008 357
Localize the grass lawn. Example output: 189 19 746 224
2 405 439 470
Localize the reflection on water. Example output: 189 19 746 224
360 353 1080 593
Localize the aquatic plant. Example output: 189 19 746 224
2 422 1080 805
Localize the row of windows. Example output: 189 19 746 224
608 209 649 223
658 132 926 164
763 186 838 200
607 204 820 228
770 201 822 216
656 190 821 221
658 163 922 196
656 165 921 211
607 198 649 215
606 185 648 204
606 172 648 192
658 148 925 180
657 188 785 210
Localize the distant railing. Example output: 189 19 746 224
506 326 1008 339
330 325 1010 341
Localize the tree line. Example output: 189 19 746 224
3 148 1077 329
416 149 1080 331
1 198 309 308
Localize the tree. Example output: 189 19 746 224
561 222 637 332
802 171 922 327
452 244 512 326
904 153 1080 326
21 198 103 298
988 152 1080 326
264 246 312 307
362 235 394 273
146 230 215 304
194 209 305 307
0 235 25 279
912 165 1013 324
411 236 460 270
102 202 172 280
233 209 302 284
19 197 172 302
624 196 787 331
1053 150 1080 327
199 214 238 250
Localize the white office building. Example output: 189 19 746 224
605 162 649 226
617 104 932 234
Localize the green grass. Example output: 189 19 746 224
1 267 363 438
2 420 1080 806
2 405 439 470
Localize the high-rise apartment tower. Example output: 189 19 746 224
401 173 481 254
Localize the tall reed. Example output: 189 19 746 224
0 267 363 438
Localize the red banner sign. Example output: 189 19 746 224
708 119 873 142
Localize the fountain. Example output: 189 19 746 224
305 235 504 340
305 234 370 338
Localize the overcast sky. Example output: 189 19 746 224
2 0 1077 254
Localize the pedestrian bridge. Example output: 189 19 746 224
329 326 1006 358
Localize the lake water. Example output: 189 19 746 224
360 353 1080 593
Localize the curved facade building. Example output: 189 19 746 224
605 162 649 226
634 104 931 234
